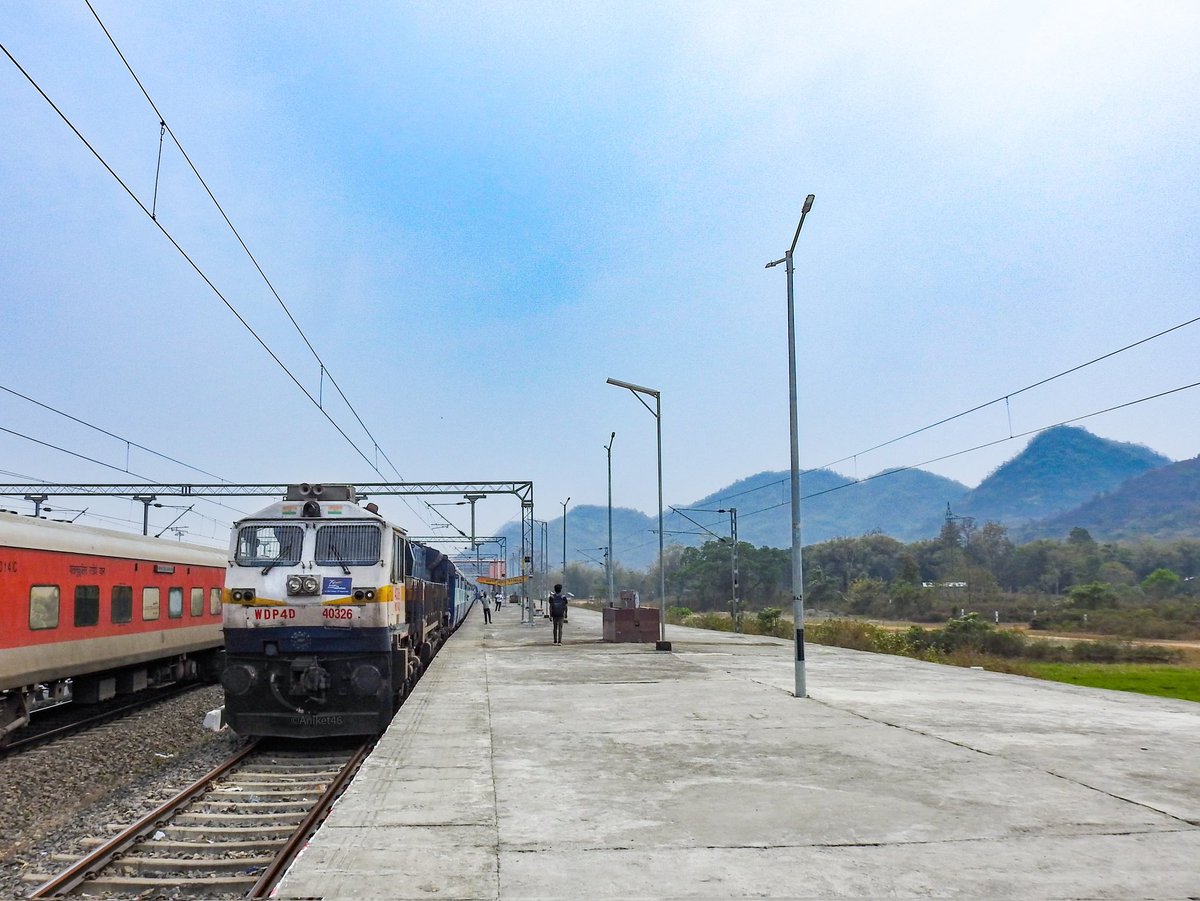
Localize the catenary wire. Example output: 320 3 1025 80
811 313 1200 474
0 42 381 472
602 379 1200 557
0 383 230 482
22 15 466 536
0 38 455 533
78 4 462 535
82 0 402 482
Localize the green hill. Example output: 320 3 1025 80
496 426 1182 568
1019 455 1200 541
958 426 1169 523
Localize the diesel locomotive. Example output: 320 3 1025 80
219 483 475 738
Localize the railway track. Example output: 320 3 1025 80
28 738 371 898
0 683 206 757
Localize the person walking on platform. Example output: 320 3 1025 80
548 583 568 644
482 593 492 624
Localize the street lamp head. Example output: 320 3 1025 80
606 376 659 398
765 257 785 269
802 194 815 213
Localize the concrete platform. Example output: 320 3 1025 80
274 606 1200 899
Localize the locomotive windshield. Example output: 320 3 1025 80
235 525 304 568
315 524 382 567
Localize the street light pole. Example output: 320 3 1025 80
718 507 739 631
766 192 815 698
606 377 669 651
561 497 570 590
605 431 615 608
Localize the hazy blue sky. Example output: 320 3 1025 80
2 2 1198 549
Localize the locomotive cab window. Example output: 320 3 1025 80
235 525 304 568
142 586 160 621
190 587 204 616
29 585 60 630
111 586 133 624
168 587 184 619
74 585 100 627
315 524 382 567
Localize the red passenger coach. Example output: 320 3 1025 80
0 513 226 742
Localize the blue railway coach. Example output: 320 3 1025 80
220 484 475 737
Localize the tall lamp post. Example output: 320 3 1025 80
718 507 739 632
604 431 616 608
766 193 815 698
560 497 570 590
606 377 669 651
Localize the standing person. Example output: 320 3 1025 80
482 593 492 624
548 583 568 645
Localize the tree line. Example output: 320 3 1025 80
559 520 1200 639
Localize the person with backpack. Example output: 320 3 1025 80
548 583 569 645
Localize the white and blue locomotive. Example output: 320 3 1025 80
219 483 475 737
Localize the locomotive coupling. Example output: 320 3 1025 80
293 657 331 696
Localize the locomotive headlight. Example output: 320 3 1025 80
231 589 256 602
350 665 383 696
286 576 303 595
303 576 319 594
220 664 258 695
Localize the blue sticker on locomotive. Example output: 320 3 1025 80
322 577 352 596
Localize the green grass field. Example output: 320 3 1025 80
1024 663 1200 702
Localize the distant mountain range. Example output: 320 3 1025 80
499 426 1193 569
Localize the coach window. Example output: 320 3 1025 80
111 586 133 624
168 587 184 619
209 587 221 615
190 587 204 617
29 585 60 630
142 586 160 621
74 585 100 627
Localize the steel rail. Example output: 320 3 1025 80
1 683 203 757
29 739 261 898
247 740 374 897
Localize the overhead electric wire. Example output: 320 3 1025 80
82 0 402 482
602 378 1200 558
0 41 385 470
0 422 245 524
79 6 473 537
813 312 1200 475
0 383 229 482
732 378 1200 520
0 36 454 533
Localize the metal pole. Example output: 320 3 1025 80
606 432 615 608
656 392 666 648
605 377 668 650
730 508 739 632
134 494 156 536
561 497 570 590
783 194 814 697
